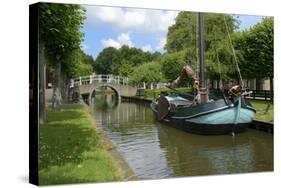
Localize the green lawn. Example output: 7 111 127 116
39 104 121 185
250 100 274 123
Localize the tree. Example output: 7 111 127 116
161 50 196 84
150 51 162 61
94 45 161 76
113 46 157 74
129 62 166 85
233 17 273 100
165 12 197 53
81 50 95 70
38 34 46 123
39 3 86 111
64 49 93 78
165 12 239 81
118 61 134 77
94 47 119 74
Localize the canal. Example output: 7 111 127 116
90 93 273 180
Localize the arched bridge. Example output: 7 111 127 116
70 74 137 103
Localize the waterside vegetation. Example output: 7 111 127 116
250 100 273 123
39 104 122 185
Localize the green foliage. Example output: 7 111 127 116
165 12 197 53
118 62 134 77
150 51 162 61
80 51 95 75
64 49 93 77
94 45 161 75
81 51 95 67
94 47 119 74
165 12 239 80
250 100 274 122
39 3 86 69
39 3 87 110
233 17 273 79
160 50 196 82
39 104 121 185
70 58 93 77
129 61 166 85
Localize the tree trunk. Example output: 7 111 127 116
217 79 220 90
221 79 226 92
270 76 273 102
60 73 67 102
60 73 65 101
39 41 46 123
52 61 62 111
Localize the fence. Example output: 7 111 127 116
244 90 273 101
209 89 273 101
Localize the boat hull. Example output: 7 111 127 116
151 96 256 135
167 120 250 135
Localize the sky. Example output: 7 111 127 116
81 5 264 59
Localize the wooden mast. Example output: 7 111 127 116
198 12 208 103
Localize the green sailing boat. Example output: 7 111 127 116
150 13 256 135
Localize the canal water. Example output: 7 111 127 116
90 93 273 180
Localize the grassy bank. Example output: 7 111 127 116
250 100 274 123
39 104 121 185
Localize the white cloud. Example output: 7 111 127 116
101 38 122 49
156 38 166 52
84 6 178 35
117 33 134 47
81 43 89 50
141 45 153 52
101 32 134 49
85 6 177 54
94 7 123 23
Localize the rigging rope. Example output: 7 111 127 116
223 15 244 88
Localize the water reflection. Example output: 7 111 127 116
91 94 273 179
91 91 119 110
157 124 273 176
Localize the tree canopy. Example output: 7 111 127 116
39 3 86 72
129 62 166 85
160 50 193 82
64 49 93 78
94 47 119 74
94 45 161 76
233 17 273 79
38 3 88 110
165 12 239 80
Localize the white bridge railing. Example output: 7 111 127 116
69 74 169 90
70 74 129 88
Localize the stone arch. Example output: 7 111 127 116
88 84 121 104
